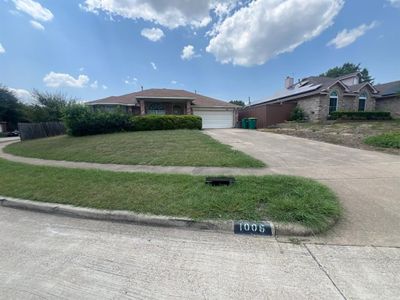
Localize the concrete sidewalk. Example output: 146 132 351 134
0 137 20 143
206 129 400 247
0 141 271 176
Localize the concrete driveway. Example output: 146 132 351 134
206 129 400 247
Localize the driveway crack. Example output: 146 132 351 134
304 244 347 300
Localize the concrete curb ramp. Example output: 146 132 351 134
0 196 316 237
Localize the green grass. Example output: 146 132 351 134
4 130 264 168
0 159 341 232
364 132 400 149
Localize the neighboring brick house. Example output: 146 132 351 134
250 73 380 122
86 88 239 129
374 81 400 118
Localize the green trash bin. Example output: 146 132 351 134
248 118 257 129
241 118 248 129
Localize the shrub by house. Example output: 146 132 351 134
63 104 202 136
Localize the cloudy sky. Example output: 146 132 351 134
0 0 399 103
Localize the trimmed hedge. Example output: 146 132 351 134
63 105 202 136
329 111 392 120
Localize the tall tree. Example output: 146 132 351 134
0 86 24 130
229 100 245 107
26 90 75 122
320 62 374 83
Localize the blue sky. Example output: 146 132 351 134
0 0 399 104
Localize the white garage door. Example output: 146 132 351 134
193 109 234 129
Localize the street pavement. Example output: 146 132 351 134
1 207 399 300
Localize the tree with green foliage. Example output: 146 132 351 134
25 90 75 122
0 86 25 130
229 100 245 107
320 62 374 83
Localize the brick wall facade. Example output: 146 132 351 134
296 96 321 122
297 84 377 121
376 96 400 118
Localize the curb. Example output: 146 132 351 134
0 196 315 236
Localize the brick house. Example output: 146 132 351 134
251 73 381 122
374 81 400 118
86 88 239 129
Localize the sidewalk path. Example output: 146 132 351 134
0 141 271 176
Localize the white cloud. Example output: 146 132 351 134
81 0 217 29
9 88 34 103
43 72 90 88
150 62 157 70
206 0 344 66
141 27 165 42
388 0 400 8
327 21 377 49
102 85 108 90
0 43 5 54
30 20 45 30
171 80 177 84
12 0 54 22
90 80 99 89
124 76 138 85
181 45 197 60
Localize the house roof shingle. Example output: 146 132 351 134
374 81 400 97
87 88 238 108
253 72 386 106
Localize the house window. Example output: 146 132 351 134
329 91 338 114
173 104 184 115
358 92 367 112
147 103 166 115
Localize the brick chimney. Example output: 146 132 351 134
285 76 294 89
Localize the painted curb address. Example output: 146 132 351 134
0 196 315 236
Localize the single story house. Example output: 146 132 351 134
374 80 400 118
86 88 239 129
242 73 400 123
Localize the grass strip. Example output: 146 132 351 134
0 159 340 232
5 130 265 168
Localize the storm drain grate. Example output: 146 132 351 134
205 177 236 186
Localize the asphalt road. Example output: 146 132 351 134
1 207 399 299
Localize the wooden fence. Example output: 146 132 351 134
18 122 66 141
239 102 296 128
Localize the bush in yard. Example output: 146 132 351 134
132 115 202 131
63 105 202 136
289 106 306 121
63 104 132 136
329 111 392 120
364 132 400 149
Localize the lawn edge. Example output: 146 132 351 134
0 196 326 236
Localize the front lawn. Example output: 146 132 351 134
0 159 340 232
263 120 400 155
4 130 264 168
364 132 400 149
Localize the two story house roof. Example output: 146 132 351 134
254 73 379 106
